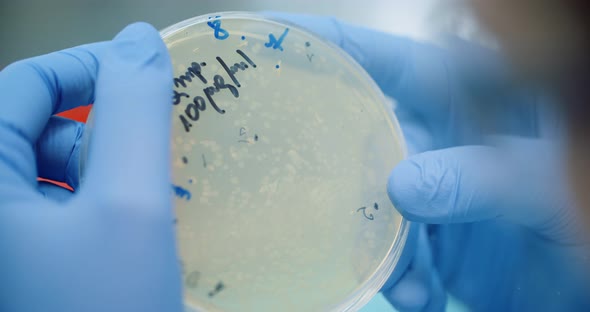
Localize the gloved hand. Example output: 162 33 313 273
270 13 590 311
0 23 182 311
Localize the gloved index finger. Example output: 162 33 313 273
0 41 108 144
265 12 414 100
265 13 515 125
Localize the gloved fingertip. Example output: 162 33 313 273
387 159 427 221
109 22 168 67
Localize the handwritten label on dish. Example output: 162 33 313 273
172 49 257 132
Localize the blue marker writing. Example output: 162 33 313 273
172 184 192 200
207 16 229 40
265 28 289 51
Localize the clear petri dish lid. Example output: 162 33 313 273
82 11 410 312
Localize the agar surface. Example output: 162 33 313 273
165 15 406 312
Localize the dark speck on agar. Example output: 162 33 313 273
275 64 280 69
305 41 311 47
374 203 379 210
254 134 259 141
200 62 206 66
188 179 193 184
241 35 245 40
182 156 188 164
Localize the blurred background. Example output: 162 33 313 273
0 0 473 310
0 0 483 69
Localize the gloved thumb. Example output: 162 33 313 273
387 138 582 242
82 23 173 215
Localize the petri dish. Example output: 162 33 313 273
81 12 410 312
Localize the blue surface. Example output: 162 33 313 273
360 293 468 312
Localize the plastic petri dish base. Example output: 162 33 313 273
82 11 410 312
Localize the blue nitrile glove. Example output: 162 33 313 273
269 13 590 311
0 23 182 311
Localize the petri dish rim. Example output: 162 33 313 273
161 12 411 312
